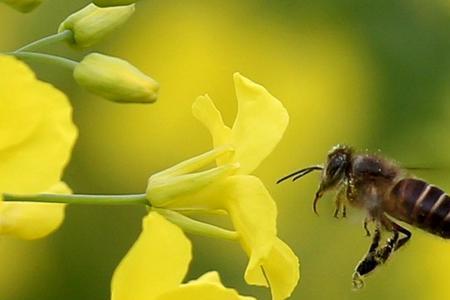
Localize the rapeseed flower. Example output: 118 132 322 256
146 73 299 300
0 55 77 239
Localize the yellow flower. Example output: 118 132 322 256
112 212 254 300
146 73 299 300
0 55 77 239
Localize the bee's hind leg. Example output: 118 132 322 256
380 214 411 251
353 216 410 289
370 215 409 273
352 225 381 289
392 221 411 250
375 230 399 263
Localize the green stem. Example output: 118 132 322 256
2 193 149 206
15 30 74 52
7 51 78 71
155 208 239 241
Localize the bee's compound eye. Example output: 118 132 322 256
327 158 340 174
326 154 347 178
327 164 339 177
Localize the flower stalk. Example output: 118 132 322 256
3 193 148 206
15 30 74 52
8 51 78 71
155 208 239 240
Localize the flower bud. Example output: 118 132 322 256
73 53 159 103
1 0 42 12
93 0 138 7
58 3 134 48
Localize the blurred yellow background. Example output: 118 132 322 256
0 0 450 299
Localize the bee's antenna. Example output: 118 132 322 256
276 165 323 184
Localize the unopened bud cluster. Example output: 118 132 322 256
7 1 160 104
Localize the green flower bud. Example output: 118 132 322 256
1 0 42 12
74 53 159 103
93 0 138 7
58 3 134 48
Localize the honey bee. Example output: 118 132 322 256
277 144 450 289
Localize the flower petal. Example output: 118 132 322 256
187 271 254 300
246 238 300 300
157 271 256 300
0 181 70 239
192 271 222 284
161 174 277 281
222 175 277 285
0 55 42 151
231 73 289 174
192 95 233 165
0 55 77 194
112 212 192 300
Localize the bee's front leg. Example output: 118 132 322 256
333 187 347 219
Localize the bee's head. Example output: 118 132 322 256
320 144 352 192
309 145 353 215
276 144 353 215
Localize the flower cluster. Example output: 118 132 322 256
0 1 301 299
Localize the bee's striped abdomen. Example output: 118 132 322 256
388 178 450 238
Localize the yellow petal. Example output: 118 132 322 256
0 56 42 152
0 55 77 194
112 212 192 300
186 271 255 300
157 271 256 300
231 73 289 174
247 238 300 300
192 75 288 174
160 174 277 281
222 175 277 284
0 182 70 240
193 271 222 284
192 95 232 165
